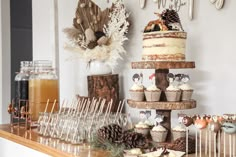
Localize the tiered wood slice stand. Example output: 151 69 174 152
127 61 197 142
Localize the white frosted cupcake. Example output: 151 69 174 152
129 84 145 101
171 125 186 141
134 121 150 136
179 83 193 101
165 85 181 102
144 85 161 102
150 125 167 142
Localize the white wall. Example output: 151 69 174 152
0 0 11 124
32 0 236 124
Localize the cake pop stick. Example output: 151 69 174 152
200 129 202 157
233 133 235 157
195 128 198 157
218 131 221 157
223 131 226 157
98 99 106 115
183 116 193 156
195 116 207 157
230 134 232 157
205 128 208 155
214 132 216 157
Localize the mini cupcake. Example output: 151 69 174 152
129 84 145 101
150 125 167 142
144 85 161 102
171 125 186 141
179 83 193 101
165 85 181 102
134 121 150 136
123 148 143 157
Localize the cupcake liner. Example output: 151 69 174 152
181 90 193 101
134 127 150 136
144 90 161 102
150 130 167 142
129 91 145 101
172 130 186 141
165 90 181 102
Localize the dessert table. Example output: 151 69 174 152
0 124 225 157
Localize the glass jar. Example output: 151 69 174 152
14 61 32 119
29 60 59 121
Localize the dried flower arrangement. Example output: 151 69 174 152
64 0 129 70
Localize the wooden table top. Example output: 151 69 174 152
0 124 226 157
0 124 109 157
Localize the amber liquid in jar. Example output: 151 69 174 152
29 79 59 121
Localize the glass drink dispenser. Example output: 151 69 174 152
29 60 59 121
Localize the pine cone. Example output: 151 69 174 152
97 124 123 143
166 137 195 154
121 131 147 149
161 9 182 30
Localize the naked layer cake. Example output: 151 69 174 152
142 9 186 61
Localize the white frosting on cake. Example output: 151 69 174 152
146 85 160 91
166 84 180 91
135 122 150 128
172 125 186 131
152 125 166 131
142 31 186 61
179 83 193 90
130 84 144 91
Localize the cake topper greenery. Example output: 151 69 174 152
64 0 129 70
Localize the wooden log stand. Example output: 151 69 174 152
127 61 196 142
87 74 119 112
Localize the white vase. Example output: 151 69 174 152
89 60 112 75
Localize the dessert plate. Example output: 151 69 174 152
139 149 185 157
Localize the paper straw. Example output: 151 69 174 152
102 101 111 126
43 99 57 136
115 101 122 121
44 99 50 112
98 99 106 115
119 99 125 114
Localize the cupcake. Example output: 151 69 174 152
134 121 150 136
144 85 161 102
129 83 145 101
123 148 143 157
150 125 167 142
171 125 186 141
165 85 181 102
179 83 193 101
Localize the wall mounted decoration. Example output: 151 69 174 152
139 0 146 9
153 0 186 12
210 0 225 10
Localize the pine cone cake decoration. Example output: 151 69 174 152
161 9 183 31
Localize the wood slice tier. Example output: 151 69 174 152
127 99 196 110
131 61 195 69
